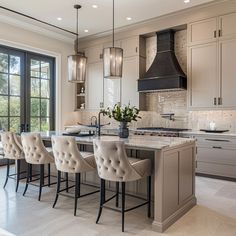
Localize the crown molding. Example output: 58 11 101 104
0 13 74 44
79 0 229 43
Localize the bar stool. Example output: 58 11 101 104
21 133 54 201
1 132 25 192
93 140 152 232
51 136 99 216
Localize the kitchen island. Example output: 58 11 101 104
41 132 196 232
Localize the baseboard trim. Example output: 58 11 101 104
152 197 197 233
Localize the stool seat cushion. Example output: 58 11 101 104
128 158 151 179
81 152 96 169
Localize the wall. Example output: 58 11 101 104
0 20 74 130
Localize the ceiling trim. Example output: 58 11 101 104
0 13 74 44
79 0 227 43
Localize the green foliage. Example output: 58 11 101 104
102 104 141 123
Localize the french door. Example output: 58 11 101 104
0 45 55 132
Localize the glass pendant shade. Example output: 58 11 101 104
68 53 87 83
103 47 123 78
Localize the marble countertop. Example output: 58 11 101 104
41 131 195 151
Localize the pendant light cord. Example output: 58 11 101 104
76 6 79 53
112 0 115 47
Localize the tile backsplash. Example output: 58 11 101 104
65 30 236 132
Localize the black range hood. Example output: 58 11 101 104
138 29 187 92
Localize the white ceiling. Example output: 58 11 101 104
0 0 217 39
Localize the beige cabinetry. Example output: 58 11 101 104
188 43 218 108
188 12 236 109
77 36 144 110
86 62 104 110
188 18 217 46
181 133 236 179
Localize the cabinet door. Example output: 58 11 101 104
189 43 218 108
121 37 139 58
103 78 121 108
86 62 103 110
220 38 236 107
85 45 103 64
188 18 217 45
121 56 139 107
219 12 236 39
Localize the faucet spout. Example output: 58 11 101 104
98 111 105 136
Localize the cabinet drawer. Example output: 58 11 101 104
197 147 236 165
196 161 236 178
196 136 236 149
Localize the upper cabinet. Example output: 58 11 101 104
219 13 236 39
79 36 144 110
188 18 217 46
188 12 236 109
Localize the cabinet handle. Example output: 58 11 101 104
214 97 217 105
135 47 138 53
214 30 217 38
218 97 221 105
206 138 230 142
212 146 222 149
218 30 222 37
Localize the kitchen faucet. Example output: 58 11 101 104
97 111 105 136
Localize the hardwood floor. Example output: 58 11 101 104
0 166 236 236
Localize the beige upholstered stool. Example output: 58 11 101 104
1 132 25 192
51 136 99 216
93 139 152 232
21 133 54 201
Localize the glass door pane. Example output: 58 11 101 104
0 48 24 132
28 55 54 132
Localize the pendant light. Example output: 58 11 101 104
68 5 87 83
103 0 123 78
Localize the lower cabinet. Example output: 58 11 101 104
181 133 236 179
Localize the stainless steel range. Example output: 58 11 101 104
134 127 189 137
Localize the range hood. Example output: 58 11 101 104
138 29 187 92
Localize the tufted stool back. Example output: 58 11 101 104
1 132 24 160
51 136 95 174
93 140 141 182
21 133 54 164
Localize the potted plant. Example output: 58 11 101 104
102 103 141 138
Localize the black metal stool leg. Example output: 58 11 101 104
29 164 32 181
38 164 44 201
48 164 51 187
3 159 10 188
78 173 81 198
23 164 30 196
147 176 151 218
16 159 21 192
116 182 119 207
96 179 105 224
53 171 61 208
65 173 69 192
74 173 79 216
121 182 126 232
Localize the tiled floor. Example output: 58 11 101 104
0 166 236 236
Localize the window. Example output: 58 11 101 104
0 45 55 132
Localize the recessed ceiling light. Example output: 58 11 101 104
84 29 89 33
57 17 62 21
184 0 190 3
92 5 98 8
126 17 132 21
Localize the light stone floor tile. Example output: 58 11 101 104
0 166 236 236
